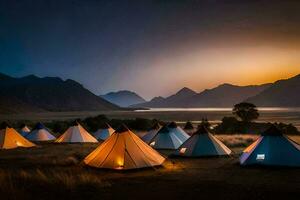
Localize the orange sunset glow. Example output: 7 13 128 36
128 46 300 98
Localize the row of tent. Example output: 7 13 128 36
18 122 114 142
1 121 300 169
142 122 232 156
0 122 164 170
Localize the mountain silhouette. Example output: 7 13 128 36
100 90 146 107
246 74 300 106
133 87 197 107
0 73 120 113
132 83 271 108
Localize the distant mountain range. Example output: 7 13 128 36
246 74 300 106
2 72 300 113
100 90 146 107
0 73 120 114
131 87 198 108
132 74 300 108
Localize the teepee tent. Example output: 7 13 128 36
84 125 165 170
0 123 35 149
56 122 97 143
93 123 115 141
184 121 194 135
19 124 31 136
142 122 162 144
26 122 56 141
149 122 190 150
240 125 300 167
173 125 231 157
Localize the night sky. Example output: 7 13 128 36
1 0 300 99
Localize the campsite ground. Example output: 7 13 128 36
1 135 300 200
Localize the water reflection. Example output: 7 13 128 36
135 107 299 112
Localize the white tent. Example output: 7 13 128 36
0 126 35 149
93 123 115 141
56 122 98 143
25 123 56 141
240 125 300 167
141 122 162 144
84 125 165 170
149 122 190 150
19 124 31 137
173 125 231 157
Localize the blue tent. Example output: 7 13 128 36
149 122 190 150
142 122 162 144
173 125 231 157
240 125 300 167
93 123 115 141
25 122 56 141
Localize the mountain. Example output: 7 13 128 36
185 83 271 107
133 84 270 108
246 74 300 106
0 73 120 113
100 90 146 107
132 87 198 108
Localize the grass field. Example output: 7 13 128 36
1 135 300 200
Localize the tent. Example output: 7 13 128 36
93 123 115 141
240 125 300 167
184 121 194 130
56 122 98 143
25 122 56 141
19 124 31 136
0 124 35 149
184 121 194 135
84 124 165 170
173 125 231 157
141 122 162 144
149 122 190 150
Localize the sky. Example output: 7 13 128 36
1 0 300 100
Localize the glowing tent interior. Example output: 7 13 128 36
240 125 300 167
0 123 35 149
173 125 231 157
149 122 190 150
56 122 98 143
25 122 56 141
93 123 115 141
84 124 165 170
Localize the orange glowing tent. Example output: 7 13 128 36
84 124 165 170
0 124 36 149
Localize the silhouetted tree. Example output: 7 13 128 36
233 102 259 123
184 121 194 130
199 118 211 129
84 115 109 131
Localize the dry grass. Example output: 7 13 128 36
0 168 111 200
1 135 300 200
215 134 259 148
0 143 113 200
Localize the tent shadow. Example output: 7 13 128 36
81 163 165 173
